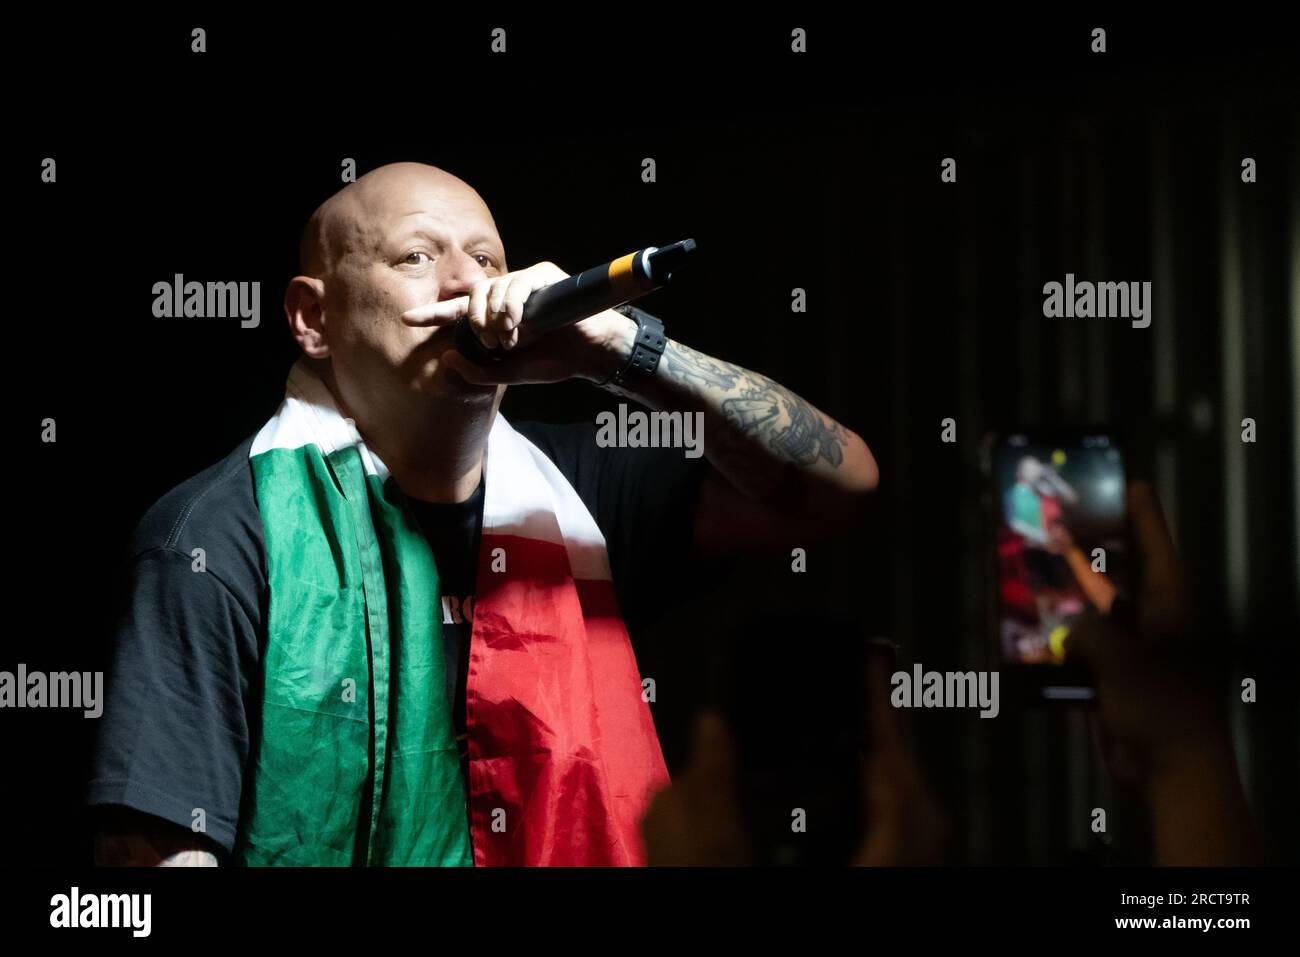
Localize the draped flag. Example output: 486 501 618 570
234 358 669 866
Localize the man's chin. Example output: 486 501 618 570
424 361 499 403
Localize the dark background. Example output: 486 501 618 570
10 12 1298 866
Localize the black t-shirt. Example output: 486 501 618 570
406 475 485 774
85 419 707 856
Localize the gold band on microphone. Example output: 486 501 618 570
606 252 641 301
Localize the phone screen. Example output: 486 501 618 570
991 434 1129 672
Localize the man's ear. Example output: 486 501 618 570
285 276 329 357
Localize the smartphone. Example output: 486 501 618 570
981 430 1132 701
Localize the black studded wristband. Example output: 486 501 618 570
604 304 667 390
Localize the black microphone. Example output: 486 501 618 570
452 239 697 364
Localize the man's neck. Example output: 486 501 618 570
318 361 498 504
374 414 491 504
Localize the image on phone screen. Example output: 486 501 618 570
994 435 1129 667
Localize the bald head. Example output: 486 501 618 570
299 163 501 278
284 160 510 423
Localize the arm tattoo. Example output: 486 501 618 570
660 340 849 468
722 381 847 468
662 341 740 391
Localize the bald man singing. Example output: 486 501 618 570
86 162 879 866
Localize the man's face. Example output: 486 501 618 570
315 166 508 407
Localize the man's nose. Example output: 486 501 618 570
437 249 490 299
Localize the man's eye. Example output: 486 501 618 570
402 251 432 265
473 254 495 269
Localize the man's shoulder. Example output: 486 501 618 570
127 434 266 605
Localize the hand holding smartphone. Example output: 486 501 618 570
982 430 1133 701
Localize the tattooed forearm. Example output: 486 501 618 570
608 325 877 546
662 341 740 391
722 381 847 468
655 341 849 469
